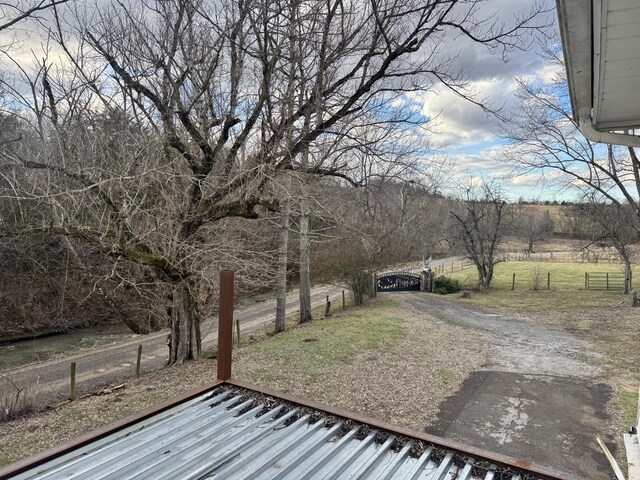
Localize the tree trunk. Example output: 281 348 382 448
477 263 491 291
298 127 313 323
168 280 201 365
623 256 632 294
275 193 291 333
299 199 312 322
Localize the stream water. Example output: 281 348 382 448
0 323 136 371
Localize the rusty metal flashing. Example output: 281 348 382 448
226 379 570 480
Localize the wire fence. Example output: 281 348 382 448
503 250 626 264
426 250 626 279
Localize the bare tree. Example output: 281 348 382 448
575 200 636 293
0 0 70 33
313 160 450 304
503 47 640 281
448 181 507 290
1 0 546 364
511 207 554 254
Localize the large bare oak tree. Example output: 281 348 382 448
1 0 546 364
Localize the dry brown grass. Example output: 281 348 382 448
0 297 485 468
233 299 486 430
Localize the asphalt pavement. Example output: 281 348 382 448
396 293 613 479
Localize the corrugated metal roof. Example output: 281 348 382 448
7 386 544 480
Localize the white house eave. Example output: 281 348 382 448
556 0 640 147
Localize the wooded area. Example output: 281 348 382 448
1 0 638 365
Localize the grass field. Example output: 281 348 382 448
451 260 633 290
445 261 634 311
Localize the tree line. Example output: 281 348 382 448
3 0 596 364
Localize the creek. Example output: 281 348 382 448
0 323 135 371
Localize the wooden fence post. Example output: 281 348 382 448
585 272 588 290
325 295 331 317
136 345 142 378
70 362 77 401
606 272 609 290
217 270 234 381
236 319 241 347
342 290 346 310
511 273 516 291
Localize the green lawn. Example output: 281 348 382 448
451 260 633 290
620 390 639 431
235 299 406 385
445 261 634 311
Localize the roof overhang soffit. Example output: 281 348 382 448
556 0 640 147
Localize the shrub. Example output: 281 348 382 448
0 377 35 423
530 265 542 291
434 276 461 295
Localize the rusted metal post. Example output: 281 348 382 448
136 345 142 378
70 362 77 401
342 290 346 309
606 272 609 290
511 273 516 291
235 319 241 348
547 272 550 290
217 270 234 381
585 272 588 290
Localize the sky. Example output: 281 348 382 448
405 0 574 202
1 0 580 203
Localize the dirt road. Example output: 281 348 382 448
394 292 613 479
1 285 344 408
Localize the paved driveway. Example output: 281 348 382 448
396 293 614 479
